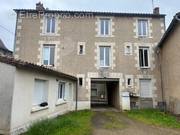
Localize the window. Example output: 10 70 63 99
43 44 55 66
77 42 86 55
138 19 148 37
100 19 110 36
46 17 55 33
127 78 132 86
33 79 48 106
140 79 152 98
79 45 84 54
91 88 98 97
100 46 111 67
79 78 83 86
58 82 65 100
139 47 150 68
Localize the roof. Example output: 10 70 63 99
158 12 180 48
0 55 77 81
14 9 166 18
0 39 12 53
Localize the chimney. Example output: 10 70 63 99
36 2 45 11
153 7 160 14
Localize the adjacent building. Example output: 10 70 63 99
158 12 180 114
0 39 12 56
0 55 77 134
13 3 166 110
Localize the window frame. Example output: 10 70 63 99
57 82 66 101
32 79 48 107
99 46 111 67
139 47 150 68
138 19 148 37
45 17 56 34
42 44 55 66
99 18 111 36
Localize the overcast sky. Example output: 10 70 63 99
0 0 179 51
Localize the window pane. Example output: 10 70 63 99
105 20 109 35
142 21 147 35
105 47 110 66
43 47 49 65
100 47 104 66
58 82 65 99
51 18 55 33
46 18 51 33
100 20 104 35
79 45 83 54
138 21 142 36
50 47 55 65
144 49 149 66
139 49 144 67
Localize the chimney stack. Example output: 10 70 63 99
153 7 160 14
36 2 45 11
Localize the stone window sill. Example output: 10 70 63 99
56 100 67 106
31 106 49 113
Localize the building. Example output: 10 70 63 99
0 39 12 56
0 55 77 134
13 2 166 110
158 12 180 114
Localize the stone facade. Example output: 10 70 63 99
14 8 165 110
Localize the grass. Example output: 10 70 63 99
103 111 125 129
125 109 180 128
25 110 93 135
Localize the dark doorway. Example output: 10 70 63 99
91 79 119 109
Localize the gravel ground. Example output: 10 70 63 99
92 109 180 135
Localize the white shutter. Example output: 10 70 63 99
140 79 152 98
33 80 47 106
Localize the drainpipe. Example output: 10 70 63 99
75 80 78 111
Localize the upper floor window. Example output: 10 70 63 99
138 19 148 37
77 42 85 55
33 79 48 107
100 46 111 67
46 17 55 34
100 19 110 36
43 44 55 66
139 47 150 68
124 43 133 55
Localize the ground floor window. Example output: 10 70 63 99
140 79 152 98
58 82 65 100
33 79 48 106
